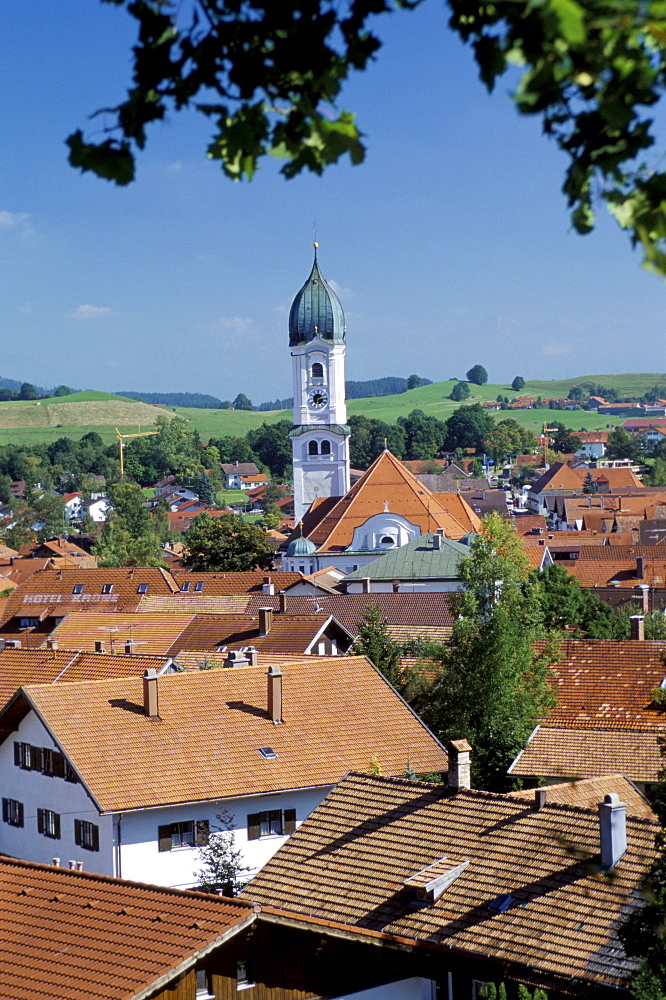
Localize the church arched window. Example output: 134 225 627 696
308 441 319 455
311 362 324 379
320 440 331 455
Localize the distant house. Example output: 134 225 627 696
82 497 110 523
222 462 261 489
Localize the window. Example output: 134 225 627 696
137 583 149 594
196 969 215 998
2 798 23 827
42 748 65 778
101 584 113 594
72 584 84 595
14 741 42 771
181 581 191 592
75 819 100 852
194 581 204 592
19 618 39 629
380 535 395 546
247 809 296 841
236 959 254 991
308 441 318 455
158 819 209 851
37 808 61 839
320 440 331 455
311 362 324 379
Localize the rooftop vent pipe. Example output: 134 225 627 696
142 668 159 718
267 664 283 724
262 576 275 596
258 607 273 636
599 793 627 869
224 650 249 668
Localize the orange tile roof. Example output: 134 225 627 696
164 613 353 656
137 594 251 614
15 658 449 811
245 771 657 990
296 451 480 552
244 593 456 633
532 463 643 494
508 774 654 818
0 856 254 1000
561 549 666 587
170 571 302 594
0 647 175 711
48 612 196 654
509 726 662 782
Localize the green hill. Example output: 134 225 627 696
0 374 659 447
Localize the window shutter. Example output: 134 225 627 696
284 809 296 835
2 799 8 823
42 749 53 776
247 813 261 841
74 819 82 847
158 824 172 852
31 745 43 772
91 824 99 852
195 820 210 846
13 743 21 767
53 813 61 840
17 802 23 828
52 752 65 779
37 808 45 834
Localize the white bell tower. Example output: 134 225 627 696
289 245 350 523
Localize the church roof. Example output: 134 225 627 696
289 247 346 346
342 531 472 583
291 450 481 553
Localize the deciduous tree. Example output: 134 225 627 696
466 365 488 386
183 512 275 571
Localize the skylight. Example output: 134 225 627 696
258 747 277 760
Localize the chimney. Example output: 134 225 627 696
68 860 76 869
258 607 273 636
46 638 58 651
94 640 105 653
639 584 650 613
244 645 258 666
392 580 401 594
262 575 275 596
447 739 472 792
432 533 442 551
224 650 249 668
279 591 287 614
599 793 627 869
124 640 134 654
76 861 84 871
362 577 371 594
52 857 60 867
267 664 283 724
630 615 645 641
636 556 645 579
534 788 547 811
142 668 159 718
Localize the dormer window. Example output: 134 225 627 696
194 581 203 593
72 584 84 595
181 581 190 592
101 584 113 594
380 536 395 546
137 583 148 594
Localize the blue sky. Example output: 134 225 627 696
2 1 665 403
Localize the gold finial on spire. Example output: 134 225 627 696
313 220 318 251
299 519 304 535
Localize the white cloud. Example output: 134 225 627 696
327 278 354 299
215 316 255 334
68 304 112 320
542 342 572 356
0 211 29 229
272 302 289 316
18 303 33 315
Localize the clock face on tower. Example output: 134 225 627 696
308 389 328 410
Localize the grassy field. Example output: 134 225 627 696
0 376 659 447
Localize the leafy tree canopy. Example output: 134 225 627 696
182 512 275 571
65 0 666 274
511 376 526 391
444 403 495 452
450 380 471 402
466 365 488 385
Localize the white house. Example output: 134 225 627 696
0 657 447 889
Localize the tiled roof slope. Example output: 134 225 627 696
0 567 178 625
16 659 448 811
543 639 666 730
0 648 174 712
48 612 196 654
245 593 455 633
531 463 643 494
292 450 480 551
170 571 302 594
561 551 666 587
245 771 657 990
137 594 251 614
0 856 253 1000
164 613 353 656
509 726 661 782
508 774 655 818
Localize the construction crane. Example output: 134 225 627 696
115 427 158 476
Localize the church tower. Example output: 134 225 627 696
289 245 350 523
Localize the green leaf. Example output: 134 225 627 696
547 0 586 44
66 131 135 186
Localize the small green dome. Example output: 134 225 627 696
286 535 317 557
289 246 346 346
